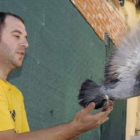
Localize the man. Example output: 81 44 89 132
0 12 113 140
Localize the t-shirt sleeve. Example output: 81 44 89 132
0 91 14 131
20 94 30 132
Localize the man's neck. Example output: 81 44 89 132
0 66 11 82
0 71 8 82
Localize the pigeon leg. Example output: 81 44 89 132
102 100 114 111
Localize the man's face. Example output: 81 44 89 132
0 15 29 69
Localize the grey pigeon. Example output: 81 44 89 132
79 27 140 110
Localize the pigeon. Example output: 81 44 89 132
78 26 140 110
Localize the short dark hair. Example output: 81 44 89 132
0 12 24 37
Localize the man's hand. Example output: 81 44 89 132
72 102 113 134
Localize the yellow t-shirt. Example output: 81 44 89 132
0 79 30 133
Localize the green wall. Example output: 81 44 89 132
0 0 126 140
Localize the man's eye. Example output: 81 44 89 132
13 35 20 39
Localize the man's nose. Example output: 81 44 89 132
21 39 29 48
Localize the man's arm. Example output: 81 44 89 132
0 102 113 140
